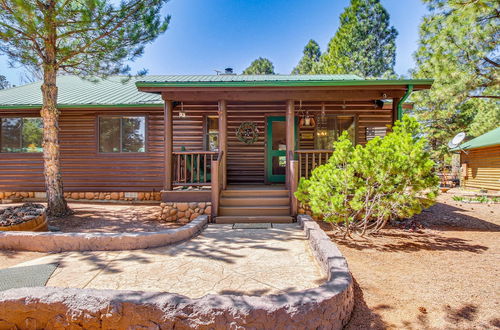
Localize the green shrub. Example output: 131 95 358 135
296 116 439 237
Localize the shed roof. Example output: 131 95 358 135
453 127 500 151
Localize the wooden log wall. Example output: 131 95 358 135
461 145 500 191
0 100 395 191
0 107 165 192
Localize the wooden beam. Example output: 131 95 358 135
163 100 173 190
286 100 295 189
218 100 227 189
392 97 400 126
160 90 407 102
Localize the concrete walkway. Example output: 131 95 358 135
11 224 325 298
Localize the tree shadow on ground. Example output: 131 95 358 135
332 231 489 253
413 202 500 232
344 278 387 330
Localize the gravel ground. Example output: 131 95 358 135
323 189 500 329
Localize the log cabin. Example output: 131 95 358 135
453 127 500 191
0 74 433 223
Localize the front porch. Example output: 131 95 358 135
136 76 432 222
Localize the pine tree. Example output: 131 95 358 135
0 1 170 216
314 0 397 78
292 39 321 74
242 57 275 75
0 75 9 89
412 0 499 161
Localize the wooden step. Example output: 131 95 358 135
221 189 289 198
219 196 290 207
219 205 290 216
216 216 294 224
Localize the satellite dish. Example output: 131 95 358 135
448 132 466 149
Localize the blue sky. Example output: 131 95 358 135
0 0 427 85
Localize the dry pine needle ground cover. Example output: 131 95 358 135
323 189 499 329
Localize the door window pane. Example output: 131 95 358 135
272 121 286 150
272 156 286 175
206 116 219 151
1 117 42 153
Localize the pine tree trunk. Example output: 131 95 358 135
40 66 72 217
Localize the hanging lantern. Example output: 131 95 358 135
298 100 316 128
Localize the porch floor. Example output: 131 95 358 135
9 223 325 298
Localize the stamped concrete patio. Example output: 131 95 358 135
10 223 325 298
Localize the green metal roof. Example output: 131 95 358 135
453 127 500 151
0 75 162 109
0 74 433 109
136 74 433 88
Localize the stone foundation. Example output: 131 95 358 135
160 202 212 223
298 202 323 220
0 191 161 202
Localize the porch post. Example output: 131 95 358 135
286 99 295 189
218 100 227 189
392 97 399 126
164 99 173 190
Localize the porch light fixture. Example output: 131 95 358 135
179 102 186 118
298 100 316 128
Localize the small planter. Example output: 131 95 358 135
0 213 48 232
0 204 48 232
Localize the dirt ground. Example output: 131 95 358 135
327 189 500 329
1 203 181 233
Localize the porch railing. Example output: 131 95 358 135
211 151 224 220
296 149 334 179
172 151 219 186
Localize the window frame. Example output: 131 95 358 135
203 114 219 152
314 114 358 149
0 115 44 154
97 115 148 154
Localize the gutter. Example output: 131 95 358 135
397 85 413 120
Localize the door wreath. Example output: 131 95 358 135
236 122 259 144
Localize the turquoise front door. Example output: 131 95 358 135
266 116 297 183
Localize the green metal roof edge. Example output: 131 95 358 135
451 127 500 151
135 79 434 88
0 103 163 110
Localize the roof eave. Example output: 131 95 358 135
135 79 434 89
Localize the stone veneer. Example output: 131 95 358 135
0 214 354 329
0 191 161 202
0 215 208 252
160 202 212 223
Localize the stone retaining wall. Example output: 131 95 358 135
160 202 212 223
0 214 354 329
0 215 208 252
0 191 161 202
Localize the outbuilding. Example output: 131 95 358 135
454 127 500 191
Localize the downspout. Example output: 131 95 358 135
397 84 414 120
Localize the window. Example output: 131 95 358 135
205 116 219 151
99 116 146 153
0 117 43 153
315 115 356 149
